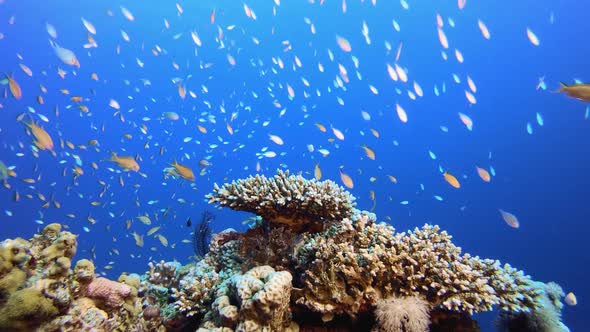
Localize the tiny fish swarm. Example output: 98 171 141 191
206 169 356 232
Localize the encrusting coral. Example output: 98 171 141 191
206 169 356 232
0 223 166 332
0 171 572 331
198 265 295 331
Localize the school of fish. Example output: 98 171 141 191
0 0 586 293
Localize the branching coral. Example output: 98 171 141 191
147 260 181 289
496 281 569 332
172 260 219 317
294 210 545 320
207 169 356 232
239 223 298 271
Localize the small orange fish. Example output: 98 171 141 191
499 209 519 228
23 121 54 151
109 153 140 172
443 171 460 189
557 82 590 102
476 166 491 182
361 145 376 160
5 75 22 99
210 9 216 24
339 167 354 189
178 84 186 99
314 163 322 180
170 161 195 181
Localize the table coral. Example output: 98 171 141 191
207 169 356 232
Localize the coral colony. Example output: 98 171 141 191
0 170 569 331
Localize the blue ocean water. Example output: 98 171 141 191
0 0 588 330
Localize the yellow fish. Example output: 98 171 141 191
5 74 22 99
361 145 376 160
339 167 354 189
314 163 322 180
109 153 140 172
443 171 460 189
557 82 590 102
170 161 195 182
23 120 54 151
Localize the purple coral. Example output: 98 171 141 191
86 277 131 308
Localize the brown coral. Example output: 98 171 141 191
207 169 356 232
294 211 543 319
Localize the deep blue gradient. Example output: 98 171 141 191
1 0 589 330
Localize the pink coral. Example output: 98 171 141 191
86 277 131 308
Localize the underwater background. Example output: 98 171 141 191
0 0 588 330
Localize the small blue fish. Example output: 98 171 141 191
536 113 544 126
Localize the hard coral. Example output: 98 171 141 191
172 260 219 317
148 260 181 289
207 169 356 232
86 277 132 308
294 210 545 319
200 265 294 331
0 224 166 332
0 287 58 330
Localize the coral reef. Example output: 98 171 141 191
0 172 572 331
207 169 356 232
0 223 165 331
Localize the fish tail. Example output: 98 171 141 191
554 82 568 93
106 152 117 162
19 113 34 127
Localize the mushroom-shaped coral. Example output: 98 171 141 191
207 169 356 232
85 277 132 308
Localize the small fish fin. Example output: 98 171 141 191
33 140 45 150
106 152 117 162
554 82 568 93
